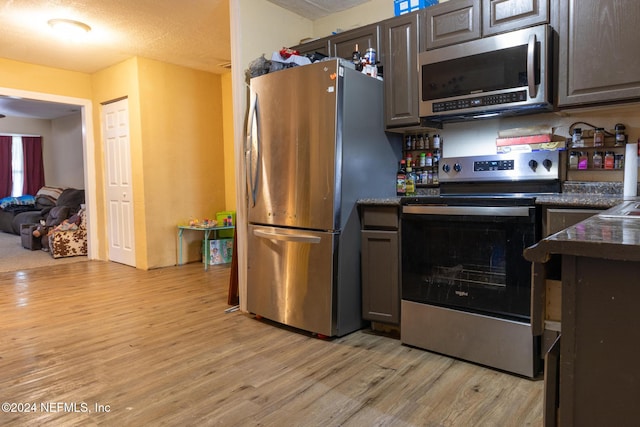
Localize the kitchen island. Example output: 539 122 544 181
523 201 640 426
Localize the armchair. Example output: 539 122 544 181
48 208 87 258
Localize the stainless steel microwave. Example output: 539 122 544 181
419 24 554 122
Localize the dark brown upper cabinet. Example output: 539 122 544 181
291 37 330 57
425 0 481 50
482 0 549 36
382 11 424 129
330 24 380 60
557 0 640 107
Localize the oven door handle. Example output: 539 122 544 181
403 205 533 217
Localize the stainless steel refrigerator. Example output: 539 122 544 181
245 59 400 337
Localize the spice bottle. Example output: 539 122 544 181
578 152 588 170
604 151 615 169
419 152 426 167
615 154 624 170
593 128 605 147
569 151 579 169
571 128 583 148
425 152 433 167
615 123 627 147
432 134 441 149
592 151 603 169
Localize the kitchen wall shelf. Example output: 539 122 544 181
403 133 443 187
565 132 627 181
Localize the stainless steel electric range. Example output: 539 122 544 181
400 150 561 378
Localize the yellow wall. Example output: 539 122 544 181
2 56 230 269
135 58 226 268
222 73 236 211
90 58 145 264
0 58 92 99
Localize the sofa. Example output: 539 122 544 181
0 187 85 235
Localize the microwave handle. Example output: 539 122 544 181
527 33 537 98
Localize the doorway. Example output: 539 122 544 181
102 98 135 266
0 86 98 260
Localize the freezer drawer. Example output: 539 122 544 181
247 224 337 336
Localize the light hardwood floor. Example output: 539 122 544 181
0 261 543 426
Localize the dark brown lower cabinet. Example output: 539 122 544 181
360 205 400 325
551 255 640 426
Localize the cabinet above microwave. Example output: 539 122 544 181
424 0 550 50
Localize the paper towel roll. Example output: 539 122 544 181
624 143 638 198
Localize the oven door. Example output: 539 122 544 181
401 204 537 322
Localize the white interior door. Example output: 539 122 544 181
103 98 136 266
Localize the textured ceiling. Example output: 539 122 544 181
0 0 366 119
0 0 231 75
267 0 371 20
0 0 232 119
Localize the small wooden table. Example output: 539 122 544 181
177 224 234 271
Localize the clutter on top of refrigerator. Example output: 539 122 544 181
247 43 381 79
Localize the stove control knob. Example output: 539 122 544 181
528 159 538 171
543 159 553 171
453 163 462 173
442 163 451 173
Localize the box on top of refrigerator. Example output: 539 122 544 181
394 0 438 16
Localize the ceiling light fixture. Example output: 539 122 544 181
48 18 91 38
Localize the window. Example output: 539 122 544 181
11 136 24 197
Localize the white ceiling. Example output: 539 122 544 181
0 0 368 119
0 0 231 75
266 0 371 20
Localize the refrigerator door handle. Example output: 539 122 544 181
253 228 321 244
246 88 259 207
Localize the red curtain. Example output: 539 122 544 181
22 136 45 196
0 135 12 198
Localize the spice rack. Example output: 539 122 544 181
566 128 626 182
403 133 442 187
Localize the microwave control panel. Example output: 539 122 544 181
432 90 527 112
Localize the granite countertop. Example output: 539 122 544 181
357 194 625 208
534 193 623 208
357 182 634 209
535 181 629 208
525 201 640 264
357 197 401 206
